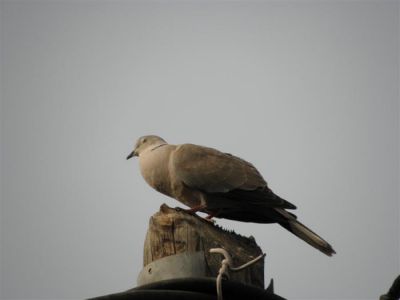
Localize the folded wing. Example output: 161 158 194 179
172 144 295 209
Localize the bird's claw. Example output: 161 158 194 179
205 217 216 224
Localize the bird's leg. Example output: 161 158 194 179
184 194 208 215
184 204 206 214
206 210 220 220
205 211 219 223
204 213 218 224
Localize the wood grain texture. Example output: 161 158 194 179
143 204 265 288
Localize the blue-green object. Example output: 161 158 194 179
137 252 207 286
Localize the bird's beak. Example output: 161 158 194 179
126 150 137 160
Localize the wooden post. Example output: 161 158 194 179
142 204 265 288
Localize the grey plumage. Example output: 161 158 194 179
127 135 336 256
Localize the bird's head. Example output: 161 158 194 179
126 135 167 159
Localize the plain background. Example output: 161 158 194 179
0 1 399 299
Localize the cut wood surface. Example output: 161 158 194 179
143 204 265 288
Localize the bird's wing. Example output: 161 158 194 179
172 144 267 193
172 143 296 210
172 143 266 193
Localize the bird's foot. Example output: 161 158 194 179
206 214 214 220
179 206 217 224
184 205 206 215
204 210 220 223
205 216 216 224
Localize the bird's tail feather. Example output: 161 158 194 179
276 208 336 256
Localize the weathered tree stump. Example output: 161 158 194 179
141 204 265 288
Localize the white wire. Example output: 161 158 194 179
210 248 266 300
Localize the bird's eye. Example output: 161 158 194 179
143 138 147 143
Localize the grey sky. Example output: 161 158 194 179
1 1 399 299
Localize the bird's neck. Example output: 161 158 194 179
139 144 175 197
150 143 168 152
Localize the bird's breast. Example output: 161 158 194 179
139 146 174 197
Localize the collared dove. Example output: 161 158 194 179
127 135 336 256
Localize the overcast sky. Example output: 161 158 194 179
1 1 399 299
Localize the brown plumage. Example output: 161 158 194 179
127 135 336 256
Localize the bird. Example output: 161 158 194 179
126 135 336 256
